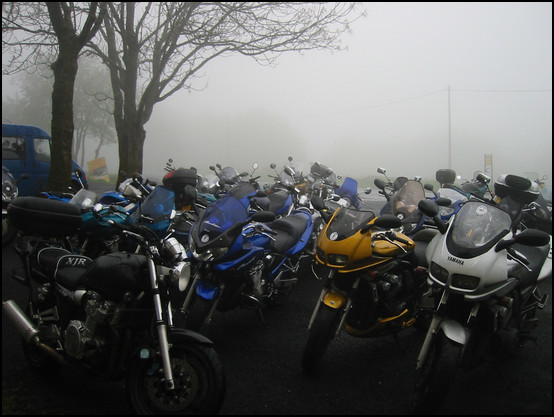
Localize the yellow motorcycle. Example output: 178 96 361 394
301 199 433 374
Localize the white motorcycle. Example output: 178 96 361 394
410 174 552 414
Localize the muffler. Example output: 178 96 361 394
2 300 66 364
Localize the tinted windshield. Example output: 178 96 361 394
391 180 425 220
437 187 468 204
219 167 239 184
325 207 375 241
197 196 248 237
448 201 511 256
139 186 175 221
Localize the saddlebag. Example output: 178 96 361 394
7 196 82 237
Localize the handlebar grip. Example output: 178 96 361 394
394 235 410 245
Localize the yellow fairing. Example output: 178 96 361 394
315 215 415 273
322 291 346 309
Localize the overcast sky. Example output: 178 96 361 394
4 2 552 185
141 2 552 184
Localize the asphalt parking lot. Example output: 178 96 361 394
2 183 552 415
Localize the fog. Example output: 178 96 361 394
5 2 553 185
139 2 552 184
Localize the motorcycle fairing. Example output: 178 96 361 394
195 278 221 300
446 201 512 259
336 177 361 209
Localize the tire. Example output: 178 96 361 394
184 296 213 332
301 304 342 375
410 331 460 414
2 215 18 246
127 343 226 415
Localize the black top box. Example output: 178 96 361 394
7 196 82 237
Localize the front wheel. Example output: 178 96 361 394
126 343 226 415
183 296 213 332
410 331 460 414
301 304 342 375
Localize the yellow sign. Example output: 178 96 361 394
87 157 110 182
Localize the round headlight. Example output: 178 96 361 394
173 261 191 291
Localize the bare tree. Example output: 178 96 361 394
88 2 366 186
2 2 106 191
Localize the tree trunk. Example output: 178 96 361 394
47 49 79 192
116 116 145 186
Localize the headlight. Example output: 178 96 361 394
328 254 348 266
430 262 448 285
172 261 191 291
163 237 187 261
451 274 480 290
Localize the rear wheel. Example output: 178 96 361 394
127 343 225 415
301 304 342 375
410 331 460 414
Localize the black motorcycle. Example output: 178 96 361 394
3 195 226 414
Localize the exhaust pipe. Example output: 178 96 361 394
2 300 66 365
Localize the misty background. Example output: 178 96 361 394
3 2 552 185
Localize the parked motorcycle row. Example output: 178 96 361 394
2 157 552 414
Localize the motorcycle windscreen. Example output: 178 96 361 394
196 196 249 240
447 201 512 258
391 180 425 222
336 177 358 202
128 186 174 232
325 207 375 241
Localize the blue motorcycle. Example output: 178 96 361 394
180 184 314 332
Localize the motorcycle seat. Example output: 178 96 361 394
268 213 310 254
36 247 93 289
512 243 551 288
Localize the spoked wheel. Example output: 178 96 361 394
301 304 342 375
410 331 460 414
127 343 225 415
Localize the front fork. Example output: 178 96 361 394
307 270 360 340
146 256 175 390
416 289 476 370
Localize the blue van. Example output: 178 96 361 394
2 123 88 196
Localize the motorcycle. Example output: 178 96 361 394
180 183 314 332
374 176 451 239
3 193 226 414
410 174 552 414
519 175 552 235
2 165 27 246
301 196 433 374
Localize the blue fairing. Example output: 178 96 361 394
196 279 220 300
336 177 361 208
126 185 174 234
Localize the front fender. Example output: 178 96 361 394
440 318 469 346
169 327 214 346
322 291 346 309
